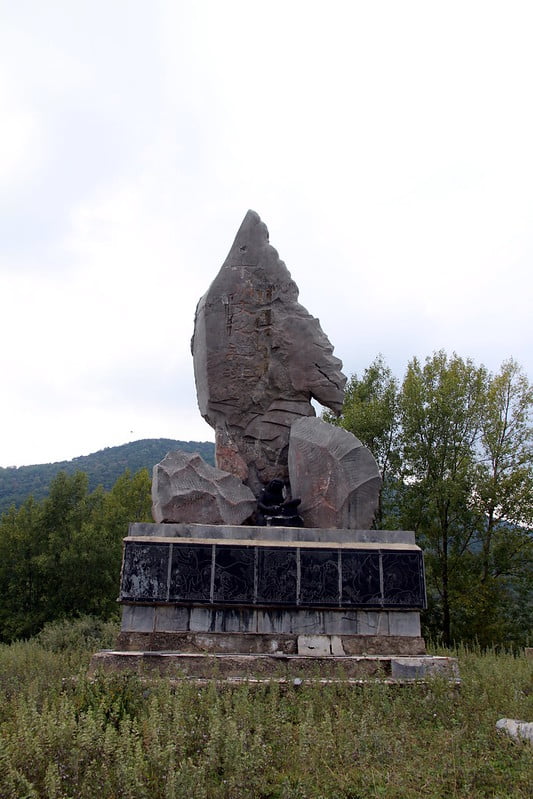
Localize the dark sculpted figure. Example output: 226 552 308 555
256 479 303 527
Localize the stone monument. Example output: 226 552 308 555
191 209 346 496
90 211 458 682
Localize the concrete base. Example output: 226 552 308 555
116 630 426 656
89 650 459 682
101 522 444 681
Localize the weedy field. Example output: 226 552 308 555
0 618 531 799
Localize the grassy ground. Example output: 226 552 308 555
0 620 531 798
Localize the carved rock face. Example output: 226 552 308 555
288 417 381 529
192 210 346 495
152 450 256 525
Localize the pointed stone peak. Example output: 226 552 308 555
238 209 267 238
223 209 273 269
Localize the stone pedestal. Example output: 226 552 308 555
90 523 459 682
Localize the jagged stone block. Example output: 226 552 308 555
288 417 381 529
152 450 256 525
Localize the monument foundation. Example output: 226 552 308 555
89 522 458 682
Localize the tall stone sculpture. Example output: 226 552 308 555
191 209 347 496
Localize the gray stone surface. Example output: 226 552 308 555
119 604 421 638
129 521 417 545
356 611 392 636
121 604 155 633
297 635 333 656
151 450 256 525
89 651 457 681
388 612 422 636
288 417 381 529
191 209 346 495
496 718 533 745
115 630 426 656
390 657 460 680
154 605 191 632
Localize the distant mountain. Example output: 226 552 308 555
0 438 215 514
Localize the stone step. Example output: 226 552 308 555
89 651 459 682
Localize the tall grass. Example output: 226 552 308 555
0 619 531 798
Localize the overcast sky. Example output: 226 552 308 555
1 0 532 467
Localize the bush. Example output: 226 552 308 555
35 615 120 653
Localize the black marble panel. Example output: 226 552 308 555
341 551 381 606
120 540 426 609
257 548 297 604
214 545 255 603
382 551 426 608
121 542 169 601
169 544 212 602
299 549 340 605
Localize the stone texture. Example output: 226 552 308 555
388 612 422 637
121 604 155 633
390 657 460 680
496 718 533 745
128 521 417 545
297 635 332 656
288 417 381 529
191 209 346 496
89 651 457 681
114 630 426 656
119 605 422 638
116 631 299 655
151 450 256 525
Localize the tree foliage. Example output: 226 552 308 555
0 469 152 643
332 352 533 647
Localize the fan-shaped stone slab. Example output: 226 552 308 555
288 417 381 529
152 451 256 525
191 210 346 496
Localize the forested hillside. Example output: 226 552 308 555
0 438 215 513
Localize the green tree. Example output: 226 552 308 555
37 469 152 624
334 351 533 646
0 498 44 640
399 351 488 645
465 359 533 645
475 359 533 577
0 468 152 642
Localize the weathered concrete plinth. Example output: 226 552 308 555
114 631 426 656
89 651 459 683
91 522 459 682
